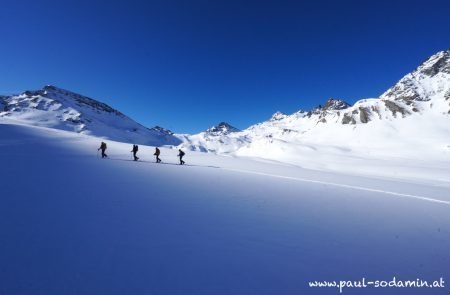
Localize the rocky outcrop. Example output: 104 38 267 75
206 122 241 135
270 111 287 121
383 100 409 117
419 50 450 76
359 107 370 123
150 126 174 135
342 113 356 124
323 98 351 111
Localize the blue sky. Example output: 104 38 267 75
1 0 449 133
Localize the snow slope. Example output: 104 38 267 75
1 121 449 294
0 85 181 146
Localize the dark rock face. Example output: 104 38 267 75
419 50 450 77
305 99 351 120
383 100 409 117
445 90 450 101
323 98 351 111
340 107 370 125
342 113 356 124
359 107 370 123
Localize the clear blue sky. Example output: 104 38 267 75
1 0 449 133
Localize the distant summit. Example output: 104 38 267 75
381 49 450 102
150 125 174 135
323 98 351 111
415 49 450 77
206 122 241 135
175 122 244 153
270 111 287 121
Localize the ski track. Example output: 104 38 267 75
97 152 450 205
224 168 450 206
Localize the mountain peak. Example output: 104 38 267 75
32 85 125 117
206 122 240 135
416 49 450 77
21 85 72 97
381 49 450 102
270 111 287 121
43 84 59 91
150 125 174 135
323 98 351 111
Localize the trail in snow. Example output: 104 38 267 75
223 168 450 205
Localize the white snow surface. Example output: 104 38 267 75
1 121 449 294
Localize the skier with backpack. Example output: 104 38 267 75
98 142 107 158
177 149 185 165
131 144 139 161
154 147 162 163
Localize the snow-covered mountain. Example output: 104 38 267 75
176 122 246 153
205 122 241 135
0 85 181 146
179 50 450 164
337 49 450 124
